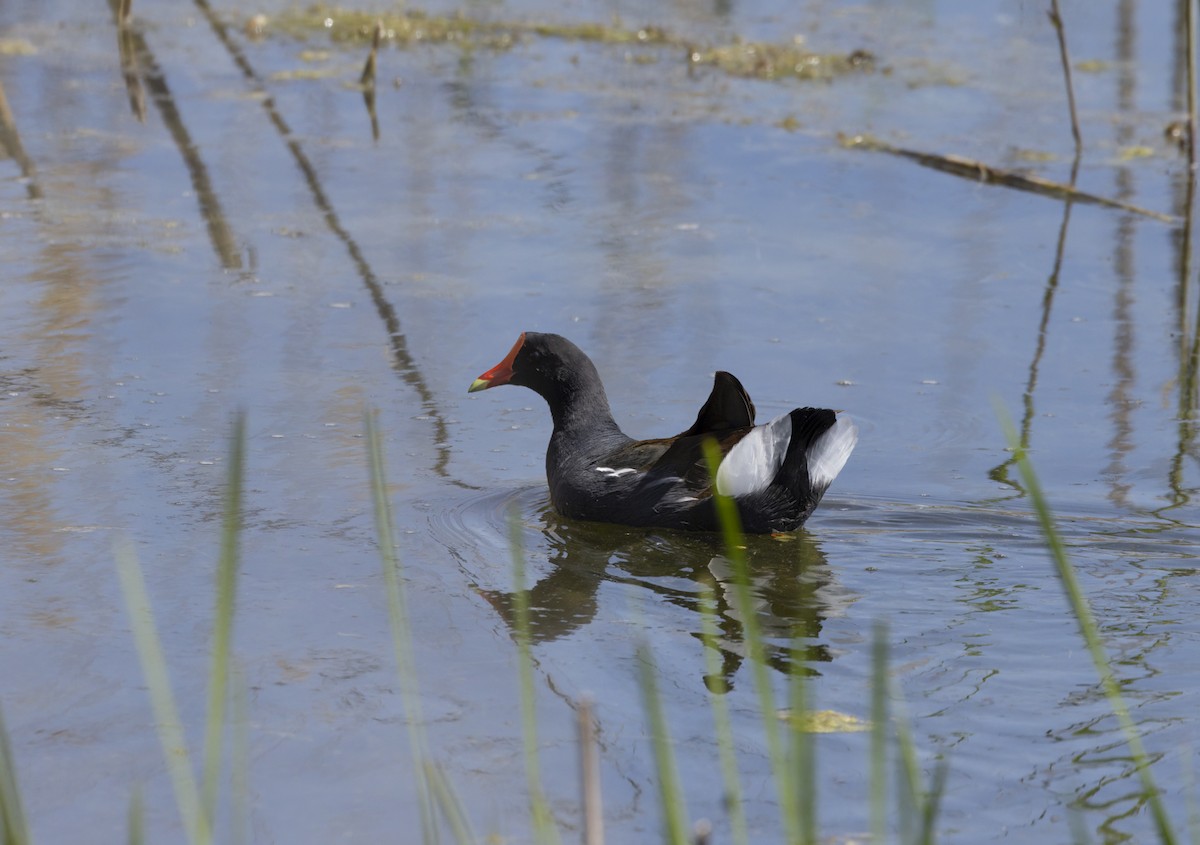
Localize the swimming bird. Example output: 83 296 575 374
469 332 856 533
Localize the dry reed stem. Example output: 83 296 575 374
360 20 383 87
1047 1 1082 161
840 134 1175 223
578 697 605 845
1188 0 1197 169
0 80 43 198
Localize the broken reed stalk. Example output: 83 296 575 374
578 697 605 845
840 134 1175 223
118 0 132 27
1047 0 1082 160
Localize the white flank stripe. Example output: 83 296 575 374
807 414 858 490
595 466 637 479
715 411 791 497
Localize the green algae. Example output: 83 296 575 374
269 66 342 82
527 20 672 46
266 3 873 83
690 41 874 81
0 38 36 56
272 4 501 47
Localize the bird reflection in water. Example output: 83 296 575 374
475 501 854 692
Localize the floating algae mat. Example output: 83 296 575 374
267 2 875 82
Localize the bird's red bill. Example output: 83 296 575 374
468 332 526 392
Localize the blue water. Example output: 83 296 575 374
0 0 1198 842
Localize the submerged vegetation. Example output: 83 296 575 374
264 2 875 82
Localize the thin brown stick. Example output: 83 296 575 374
0 80 42 199
360 21 383 141
1188 0 1197 169
1047 1 1083 160
840 134 1175 223
117 24 147 122
578 697 604 845
360 20 383 88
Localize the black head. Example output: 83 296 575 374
469 332 613 428
469 332 592 392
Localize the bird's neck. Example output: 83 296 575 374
547 380 622 437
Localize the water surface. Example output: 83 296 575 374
1 1 1198 842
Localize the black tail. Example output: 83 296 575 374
773 407 839 511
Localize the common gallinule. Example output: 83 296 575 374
469 332 857 533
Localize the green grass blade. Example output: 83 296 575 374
230 666 250 845
998 405 1177 844
701 439 801 843
507 509 561 845
917 760 948 845
202 412 246 827
363 410 438 844
869 622 888 845
115 538 209 845
697 584 748 845
1066 805 1093 845
423 760 475 845
127 784 144 845
891 685 922 844
636 642 690 845
0 703 30 845
1185 742 1199 845
887 686 949 845
788 643 816 845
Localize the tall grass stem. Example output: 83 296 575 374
0 703 30 845
788 644 816 845
999 405 1176 844
201 411 245 826
231 667 250 845
891 688 921 842
126 785 144 845
508 510 562 845
364 411 439 844
115 539 210 845
636 643 690 845
697 585 748 845
869 622 888 844
701 439 802 842
423 761 475 844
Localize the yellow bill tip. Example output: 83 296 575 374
467 378 491 394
